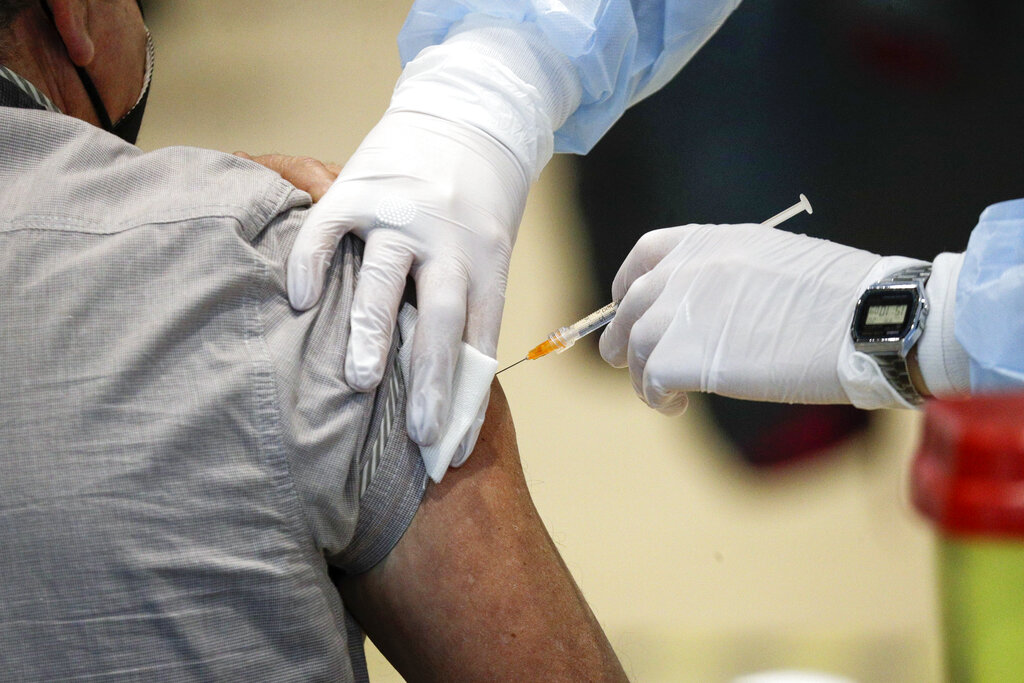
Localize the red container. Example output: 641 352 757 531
913 395 1024 537
911 394 1024 682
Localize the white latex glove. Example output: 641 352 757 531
287 23 580 449
599 223 926 414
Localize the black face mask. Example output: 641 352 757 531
41 1 153 145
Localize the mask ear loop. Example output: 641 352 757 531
72 66 114 129
120 28 154 120
38 1 114 129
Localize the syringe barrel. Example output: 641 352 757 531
549 326 573 353
566 301 619 340
522 197 810 364
546 301 620 354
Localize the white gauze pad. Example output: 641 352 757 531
397 304 498 482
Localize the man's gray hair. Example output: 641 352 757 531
0 0 35 61
0 0 32 27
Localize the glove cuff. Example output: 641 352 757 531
916 251 970 397
390 20 582 182
445 19 582 134
837 256 929 410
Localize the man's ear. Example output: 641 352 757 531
45 0 94 67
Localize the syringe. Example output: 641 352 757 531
498 194 813 374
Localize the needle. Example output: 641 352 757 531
497 357 528 374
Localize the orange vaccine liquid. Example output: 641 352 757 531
527 337 564 360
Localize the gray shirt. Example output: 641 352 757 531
0 107 426 681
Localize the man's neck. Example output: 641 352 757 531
3 7 92 120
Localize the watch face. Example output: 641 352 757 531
853 289 917 341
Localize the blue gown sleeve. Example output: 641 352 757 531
956 198 1024 391
398 0 742 154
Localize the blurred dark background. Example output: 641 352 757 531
575 0 1024 465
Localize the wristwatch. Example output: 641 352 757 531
850 264 932 405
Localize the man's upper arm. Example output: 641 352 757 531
335 379 628 681
250 179 622 677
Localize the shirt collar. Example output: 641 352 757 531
0 65 60 112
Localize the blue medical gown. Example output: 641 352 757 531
400 1 1021 395
399 0 742 154
958 199 1024 391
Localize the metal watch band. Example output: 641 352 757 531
869 265 932 406
878 264 933 287
873 350 925 406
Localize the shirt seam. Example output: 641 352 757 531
0 172 303 237
249 177 323 548
1 205 287 236
238 198 325 564
244 179 306 240
232 181 323 561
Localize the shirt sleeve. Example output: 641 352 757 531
249 183 427 575
398 0 742 154
955 198 1024 391
325 299 428 575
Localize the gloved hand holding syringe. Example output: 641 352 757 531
498 194 814 374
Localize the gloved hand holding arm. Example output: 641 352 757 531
599 223 971 414
288 0 742 464
288 23 581 450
